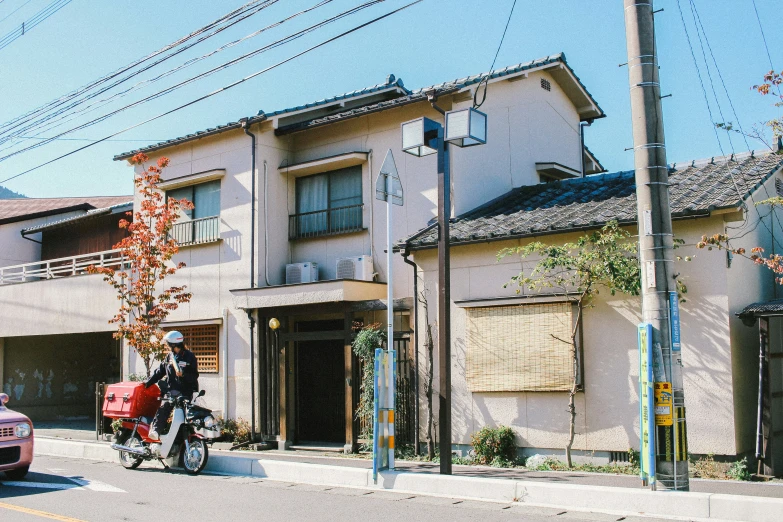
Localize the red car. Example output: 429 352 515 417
0 392 33 479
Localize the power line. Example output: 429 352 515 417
0 0 74 52
0 0 387 163
0 0 277 136
474 0 517 109
751 0 781 96
682 0 783 251
0 0 333 152
17 135 165 142
0 0 424 184
0 0 280 138
0 0 34 26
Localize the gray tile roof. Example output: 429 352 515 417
21 200 133 234
113 76 408 161
737 298 783 319
115 53 601 158
0 195 133 226
276 53 602 135
400 151 783 250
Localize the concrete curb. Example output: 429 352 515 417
34 438 781 522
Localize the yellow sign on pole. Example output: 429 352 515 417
654 382 673 426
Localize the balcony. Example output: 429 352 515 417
289 204 364 240
169 215 220 246
0 249 126 286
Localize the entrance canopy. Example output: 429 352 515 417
230 280 387 310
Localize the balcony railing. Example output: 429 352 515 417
169 215 220 246
0 249 127 286
289 204 364 240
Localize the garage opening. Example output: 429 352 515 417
2 332 120 421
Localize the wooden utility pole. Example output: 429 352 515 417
624 0 689 490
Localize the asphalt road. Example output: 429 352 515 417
0 455 678 522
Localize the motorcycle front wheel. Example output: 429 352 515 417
119 433 144 469
183 438 209 475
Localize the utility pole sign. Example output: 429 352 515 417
638 323 656 488
373 150 402 482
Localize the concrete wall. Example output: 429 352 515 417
411 215 753 457
3 332 119 420
0 273 120 337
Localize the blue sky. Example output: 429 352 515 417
0 0 780 198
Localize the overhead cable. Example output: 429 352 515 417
0 0 424 184
0 0 74 52
0 0 334 151
0 0 278 134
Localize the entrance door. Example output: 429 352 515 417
296 339 346 443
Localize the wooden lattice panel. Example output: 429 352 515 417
466 302 573 392
164 324 219 373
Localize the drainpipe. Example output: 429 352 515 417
402 248 420 455
222 307 229 418
263 160 271 286
241 119 257 289
242 119 258 442
579 120 593 177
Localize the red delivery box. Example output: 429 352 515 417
102 382 160 419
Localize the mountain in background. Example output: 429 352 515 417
0 185 26 199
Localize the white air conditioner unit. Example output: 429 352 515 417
285 262 318 284
336 256 374 281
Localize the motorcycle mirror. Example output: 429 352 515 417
197 390 205 398
0 393 8 405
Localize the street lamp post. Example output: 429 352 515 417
402 107 486 475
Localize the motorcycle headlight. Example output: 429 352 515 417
15 422 31 438
203 415 216 429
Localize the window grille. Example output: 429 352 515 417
540 78 551 92
776 177 783 198
465 302 580 392
163 324 219 373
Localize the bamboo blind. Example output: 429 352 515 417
466 302 573 392
164 324 219 373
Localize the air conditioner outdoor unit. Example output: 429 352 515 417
336 256 374 281
285 262 318 284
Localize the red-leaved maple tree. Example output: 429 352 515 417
88 153 193 377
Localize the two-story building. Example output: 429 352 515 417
0 196 131 420
111 54 603 451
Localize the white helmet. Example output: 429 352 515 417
162 330 184 344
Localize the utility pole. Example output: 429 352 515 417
624 0 689 490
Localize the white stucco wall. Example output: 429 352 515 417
411 215 755 456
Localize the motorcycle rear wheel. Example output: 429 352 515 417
183 438 208 475
119 433 144 469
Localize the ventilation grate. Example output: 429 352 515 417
286 264 302 284
610 451 630 463
540 78 551 92
776 177 783 198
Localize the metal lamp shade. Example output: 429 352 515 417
445 108 487 147
401 117 440 156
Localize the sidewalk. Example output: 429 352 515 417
31 435 782 521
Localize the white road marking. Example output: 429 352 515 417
0 481 84 490
63 476 125 493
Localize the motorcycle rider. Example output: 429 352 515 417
144 331 199 441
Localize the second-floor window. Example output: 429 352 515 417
292 166 363 239
167 180 221 245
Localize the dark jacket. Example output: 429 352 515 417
146 349 199 397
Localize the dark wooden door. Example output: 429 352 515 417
296 339 345 443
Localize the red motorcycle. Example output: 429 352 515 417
102 382 219 475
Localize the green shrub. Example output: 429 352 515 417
471 425 517 466
727 457 751 481
127 373 147 382
220 417 251 444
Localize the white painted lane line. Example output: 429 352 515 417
0 481 84 490
64 476 125 493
